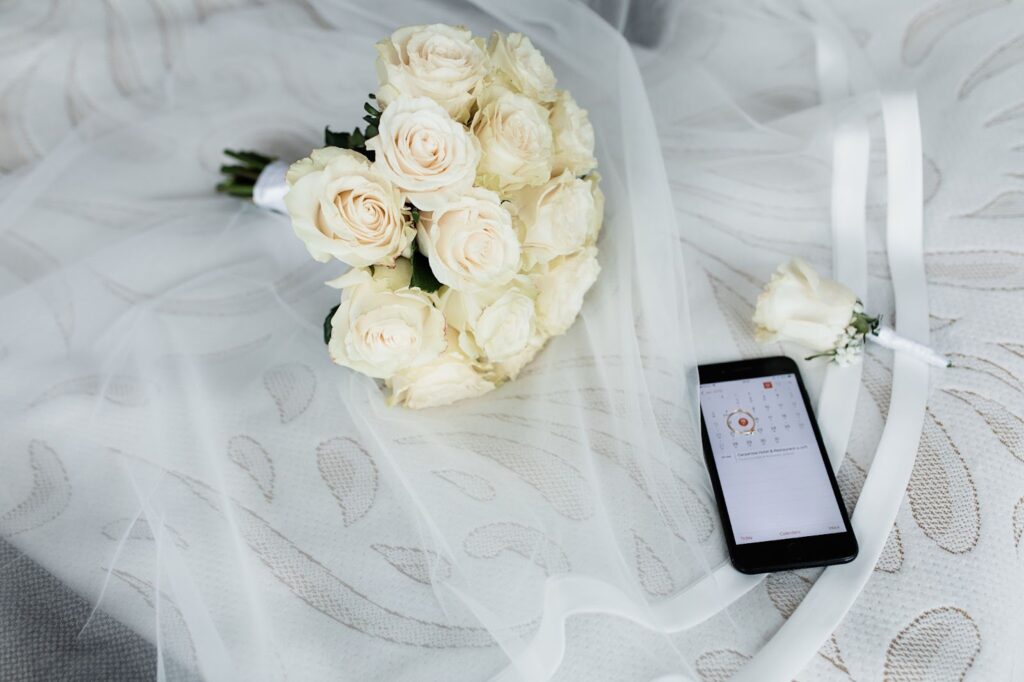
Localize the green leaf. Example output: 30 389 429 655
851 311 881 336
224 149 274 167
410 248 442 293
324 126 351 148
410 206 420 227
323 304 340 344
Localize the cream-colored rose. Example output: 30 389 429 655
472 86 554 192
419 187 520 291
387 330 495 408
511 171 602 267
490 340 544 381
366 96 480 210
375 24 487 123
326 262 446 379
325 258 414 292
531 246 601 336
473 289 538 362
752 258 857 352
284 148 413 267
549 90 597 176
488 32 557 103
440 279 539 363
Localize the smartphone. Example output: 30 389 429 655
698 356 858 574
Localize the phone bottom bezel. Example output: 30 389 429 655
728 534 859 574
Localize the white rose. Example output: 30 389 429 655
490 340 544 381
471 86 554 192
549 90 597 176
488 32 557 103
366 96 480 211
324 258 413 294
531 246 601 336
284 148 413 267
752 258 858 352
326 262 447 379
473 289 538 362
511 171 602 267
387 330 495 408
418 187 520 291
440 279 539 363
375 24 487 123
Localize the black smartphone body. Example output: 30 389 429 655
698 356 858 574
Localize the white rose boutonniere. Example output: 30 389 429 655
487 32 557 103
753 258 950 367
366 96 480 211
325 262 447 379
472 86 554 193
753 257 861 355
375 24 487 123
284 147 414 267
418 187 520 292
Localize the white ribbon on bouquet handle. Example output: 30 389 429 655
252 160 289 214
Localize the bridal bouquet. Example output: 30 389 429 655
218 25 603 408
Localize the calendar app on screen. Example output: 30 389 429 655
699 373 846 545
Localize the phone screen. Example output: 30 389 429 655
699 372 846 545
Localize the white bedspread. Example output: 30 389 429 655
1 0 1021 680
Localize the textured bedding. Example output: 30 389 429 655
1 0 1022 680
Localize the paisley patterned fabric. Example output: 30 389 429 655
0 0 1021 680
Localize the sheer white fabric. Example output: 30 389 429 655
1 2 707 679
2 0 1019 680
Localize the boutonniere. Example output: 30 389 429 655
752 258 949 367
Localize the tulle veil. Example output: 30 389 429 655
0 0 911 679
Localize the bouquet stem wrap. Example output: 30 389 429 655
252 161 290 214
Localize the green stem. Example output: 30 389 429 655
219 164 262 180
217 149 276 201
216 182 254 198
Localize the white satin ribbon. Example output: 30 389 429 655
870 327 950 367
251 160 289 214
817 112 870 473
730 91 931 682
